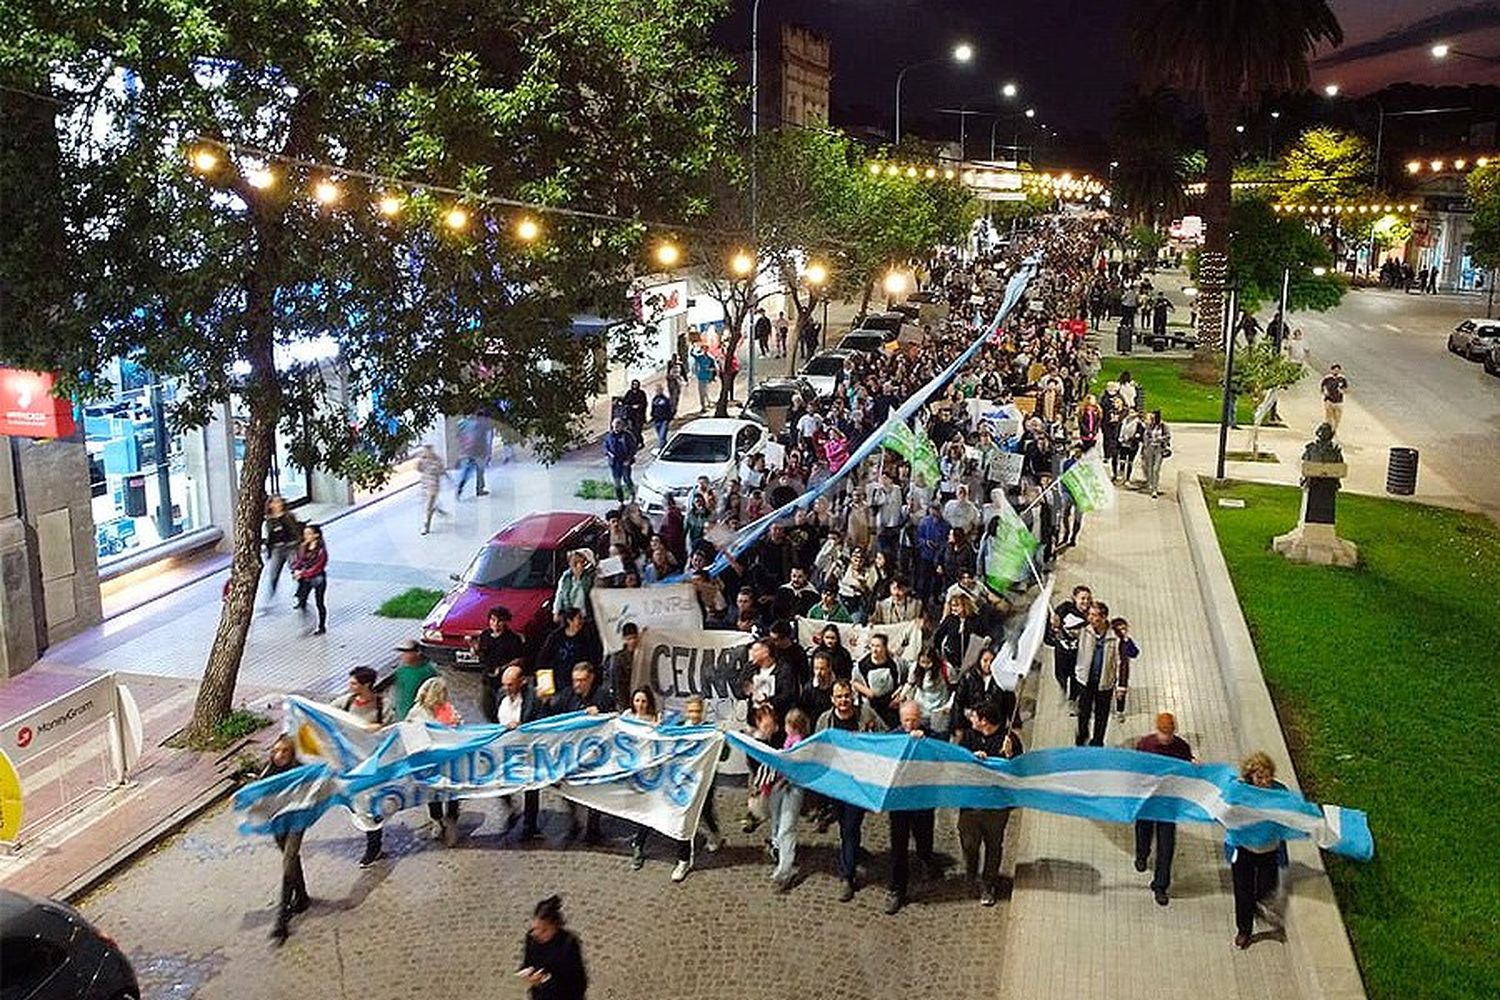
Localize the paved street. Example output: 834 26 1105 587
1270 287 1500 516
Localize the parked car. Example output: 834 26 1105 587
420 511 607 665
0 890 138 1000
835 330 889 355
855 311 926 346
798 349 856 398
1485 340 1500 377
739 377 817 428
1446 318 1500 360
637 417 776 514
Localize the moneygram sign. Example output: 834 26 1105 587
0 368 76 439
1 673 114 766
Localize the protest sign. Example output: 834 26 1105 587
591 583 701 655
796 617 922 664
237 699 722 841
632 627 754 773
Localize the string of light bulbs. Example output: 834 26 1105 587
1272 202 1422 215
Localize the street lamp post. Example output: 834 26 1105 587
989 107 1035 160
894 43 973 144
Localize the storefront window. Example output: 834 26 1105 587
83 361 206 562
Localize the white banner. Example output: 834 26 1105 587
969 399 1022 439
992 579 1054 691
592 583 702 655
632 627 754 773
237 699 721 842
796 617 923 665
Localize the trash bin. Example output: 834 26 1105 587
1386 447 1419 496
1115 324 1134 355
123 474 148 516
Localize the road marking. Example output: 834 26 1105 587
1382 323 1401 334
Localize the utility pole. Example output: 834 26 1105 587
1216 284 1240 481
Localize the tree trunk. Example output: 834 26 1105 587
187 245 282 743
714 302 748 419
856 278 874 325
1196 88 1237 362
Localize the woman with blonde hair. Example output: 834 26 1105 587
1076 393 1103 453
1229 751 1287 949
407 676 463 846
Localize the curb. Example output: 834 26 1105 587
1176 471 1367 1000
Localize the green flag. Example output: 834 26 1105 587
985 499 1038 591
881 419 940 489
1060 448 1116 513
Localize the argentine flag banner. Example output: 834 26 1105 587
726 731 1374 861
1060 446 1116 513
234 698 722 840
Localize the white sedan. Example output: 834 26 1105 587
637 417 778 514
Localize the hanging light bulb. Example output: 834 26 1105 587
654 242 681 267
246 166 276 189
515 217 541 241
313 179 340 205
377 193 404 217
444 206 470 230
190 147 219 172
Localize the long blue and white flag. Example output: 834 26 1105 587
234 697 722 840
683 254 1042 579
726 730 1373 860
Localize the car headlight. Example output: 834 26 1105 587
422 627 444 642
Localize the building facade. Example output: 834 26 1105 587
778 25 830 128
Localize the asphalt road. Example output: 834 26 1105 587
1287 285 1500 517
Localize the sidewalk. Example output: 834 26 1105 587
998 483 1299 997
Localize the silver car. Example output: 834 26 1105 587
1446 318 1500 360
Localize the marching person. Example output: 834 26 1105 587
954 701 1023 906
884 700 938 915
1133 712 1195 906
406 676 463 846
766 707 811 890
494 664 547 837
474 606 525 722
1230 752 1289 949
546 662 615 844
263 735 309 943
1139 410 1172 499
330 666 395 867
1048 585 1092 709
816 679 882 902
1073 602 1135 747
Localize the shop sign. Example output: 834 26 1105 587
0 369 76 439
635 280 689 321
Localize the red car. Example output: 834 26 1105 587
420 511 608 666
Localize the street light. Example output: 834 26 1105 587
730 251 755 276
989 107 1038 160
654 241 681 268
1430 41 1500 64
1001 81 1018 98
1323 83 1340 97
894 42 975 143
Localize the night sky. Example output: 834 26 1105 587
715 0 1500 141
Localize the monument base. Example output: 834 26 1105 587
1272 521 1358 568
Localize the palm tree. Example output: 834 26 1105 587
1130 0 1341 348
1112 89 1191 229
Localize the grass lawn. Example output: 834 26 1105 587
1204 481 1500 1000
1096 356 1251 425
374 587 445 619
575 478 617 500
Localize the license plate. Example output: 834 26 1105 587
456 649 477 664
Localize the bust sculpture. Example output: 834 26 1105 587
1302 423 1344 464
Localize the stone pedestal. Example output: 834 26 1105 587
1273 461 1358 567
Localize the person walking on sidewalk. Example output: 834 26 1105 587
454 412 493 499
1320 364 1348 433
774 311 790 358
753 307 772 358
1133 712 1195 906
1047 585 1093 708
263 495 302 599
691 345 716 414
1230 752 1289 949
954 700 1023 907
290 524 329 635
262 735 308 943
1139 410 1172 499
1073 602 1136 747
416 443 448 534
406 676 463 846
603 417 639 503
332 666 396 868
391 639 438 721
650 385 674 453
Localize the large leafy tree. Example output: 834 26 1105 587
1469 163 1500 276
1216 197 1344 312
1131 0 1342 351
0 0 734 740
1278 126 1372 203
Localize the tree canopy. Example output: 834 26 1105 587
1469 163 1500 273
1213 197 1345 313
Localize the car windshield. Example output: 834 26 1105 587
862 316 902 333
843 334 883 348
749 389 794 408
661 432 732 463
802 357 845 376
464 543 555 589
